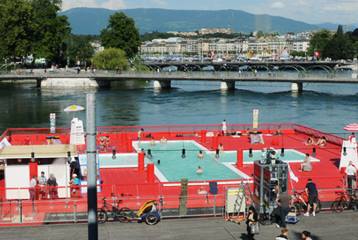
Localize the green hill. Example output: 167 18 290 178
61 8 320 35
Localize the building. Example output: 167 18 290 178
198 28 234 35
140 32 311 59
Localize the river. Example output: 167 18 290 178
0 75 357 136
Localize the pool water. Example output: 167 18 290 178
137 141 243 181
80 141 317 182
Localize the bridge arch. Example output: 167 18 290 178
306 65 334 74
279 65 306 74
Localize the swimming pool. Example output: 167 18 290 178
79 140 318 182
135 140 247 182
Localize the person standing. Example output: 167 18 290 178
246 206 258 240
345 161 357 195
138 128 144 140
38 171 47 199
29 176 37 201
304 179 318 216
222 119 227 135
348 132 356 143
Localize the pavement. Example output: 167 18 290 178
0 211 357 240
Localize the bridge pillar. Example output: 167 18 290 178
153 80 171 89
220 81 235 91
291 82 303 93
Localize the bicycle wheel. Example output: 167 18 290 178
331 200 346 213
258 213 271 225
97 209 108 223
117 207 134 222
293 202 306 215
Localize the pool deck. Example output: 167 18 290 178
0 123 349 225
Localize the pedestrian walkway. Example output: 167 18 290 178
0 212 356 240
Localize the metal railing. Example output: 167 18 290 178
0 183 351 225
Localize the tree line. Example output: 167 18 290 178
308 25 358 60
0 1 141 71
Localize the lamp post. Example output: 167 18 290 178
86 93 98 240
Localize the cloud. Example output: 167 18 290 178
62 0 125 10
271 1 285 9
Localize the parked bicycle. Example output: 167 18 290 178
97 196 126 223
290 190 321 215
330 190 358 213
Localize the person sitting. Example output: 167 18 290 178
160 136 167 144
250 133 264 144
47 174 58 199
197 150 204 159
196 166 204 174
218 143 224 152
150 138 156 146
316 136 327 147
300 153 312 172
305 137 316 146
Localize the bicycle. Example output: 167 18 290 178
291 191 321 215
258 205 272 225
97 197 126 223
330 190 358 213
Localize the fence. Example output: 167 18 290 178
0 181 351 226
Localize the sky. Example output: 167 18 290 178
61 0 358 24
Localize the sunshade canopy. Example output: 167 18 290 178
344 123 358 132
0 144 77 159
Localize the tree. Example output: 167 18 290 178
66 35 95 66
31 0 71 64
323 25 353 60
0 0 34 62
307 30 332 57
0 0 70 64
100 12 140 59
92 48 128 71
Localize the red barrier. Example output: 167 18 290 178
138 152 145 172
127 137 133 152
236 150 243 168
147 163 155 183
200 130 207 143
211 135 219 150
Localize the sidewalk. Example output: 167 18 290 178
0 211 357 240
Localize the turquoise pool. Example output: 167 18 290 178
79 140 317 182
136 141 244 182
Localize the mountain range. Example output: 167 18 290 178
61 8 352 35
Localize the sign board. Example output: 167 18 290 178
225 188 246 214
50 113 56 134
252 109 259 129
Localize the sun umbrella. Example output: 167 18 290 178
64 105 85 112
343 123 358 132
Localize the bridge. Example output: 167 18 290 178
144 60 349 72
0 70 357 92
